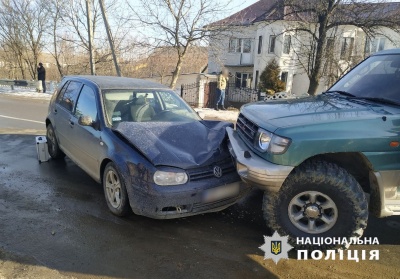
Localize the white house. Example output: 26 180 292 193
208 0 400 95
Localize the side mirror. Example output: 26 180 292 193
78 115 93 126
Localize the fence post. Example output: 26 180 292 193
180 84 184 97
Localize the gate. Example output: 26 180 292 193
204 81 261 109
181 81 261 109
181 82 200 107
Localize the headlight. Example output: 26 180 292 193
154 171 188 186
256 129 291 154
258 130 272 151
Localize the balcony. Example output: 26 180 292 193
225 53 254 67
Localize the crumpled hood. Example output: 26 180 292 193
242 94 392 131
113 121 232 169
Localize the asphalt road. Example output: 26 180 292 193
0 94 399 279
0 95 48 134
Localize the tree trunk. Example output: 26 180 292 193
169 56 184 89
307 19 328 95
99 0 121 76
86 0 95 75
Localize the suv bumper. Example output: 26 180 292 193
226 127 293 192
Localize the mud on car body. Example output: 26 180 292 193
46 75 249 218
227 49 400 250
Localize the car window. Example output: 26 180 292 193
75 85 98 121
102 89 200 126
56 81 70 103
58 81 82 112
330 54 400 103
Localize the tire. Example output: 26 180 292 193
46 123 65 159
263 160 368 251
103 162 131 216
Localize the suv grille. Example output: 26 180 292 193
188 158 236 181
236 113 258 143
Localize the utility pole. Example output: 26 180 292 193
86 0 95 75
98 0 121 76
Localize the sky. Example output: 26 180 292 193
230 0 259 14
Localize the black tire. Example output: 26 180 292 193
46 123 65 159
263 160 368 251
103 162 131 216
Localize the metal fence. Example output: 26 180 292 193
181 81 261 109
0 79 57 93
180 82 200 107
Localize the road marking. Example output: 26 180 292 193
0 114 43 124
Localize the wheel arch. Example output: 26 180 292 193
298 152 373 194
100 158 113 184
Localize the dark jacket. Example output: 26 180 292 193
37 66 46 80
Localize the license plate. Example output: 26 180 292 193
203 183 240 203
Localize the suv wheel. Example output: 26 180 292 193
103 162 131 216
46 124 65 159
263 160 368 251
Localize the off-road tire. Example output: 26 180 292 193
103 162 131 217
46 123 65 159
263 160 368 251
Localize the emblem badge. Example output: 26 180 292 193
213 166 222 178
271 241 281 255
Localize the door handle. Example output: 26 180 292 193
69 120 74 127
54 109 57 114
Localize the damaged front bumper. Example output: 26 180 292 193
226 127 293 192
128 176 250 219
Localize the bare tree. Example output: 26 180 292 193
0 0 49 79
128 0 230 89
281 0 400 95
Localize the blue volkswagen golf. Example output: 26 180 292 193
45 76 250 218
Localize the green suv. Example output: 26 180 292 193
227 49 400 250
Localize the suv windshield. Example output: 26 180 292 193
103 89 200 126
329 53 400 105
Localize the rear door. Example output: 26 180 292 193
53 80 82 159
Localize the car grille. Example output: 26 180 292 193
236 113 258 143
188 158 236 181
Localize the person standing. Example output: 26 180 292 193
37 62 46 93
215 68 229 111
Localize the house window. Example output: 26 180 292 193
255 70 259 88
235 72 253 88
243 39 252 53
229 38 252 53
281 71 288 89
283 35 291 54
340 37 354 60
269 35 276 53
257 36 263 54
365 37 386 55
229 38 241 53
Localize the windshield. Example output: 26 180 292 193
102 89 200 126
329 54 400 104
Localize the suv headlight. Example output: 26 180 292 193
154 171 188 186
256 129 291 154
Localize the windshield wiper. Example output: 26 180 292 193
324 90 356 97
349 97 400 106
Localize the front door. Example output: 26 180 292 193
68 85 102 180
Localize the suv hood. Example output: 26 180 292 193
242 94 394 131
113 121 232 169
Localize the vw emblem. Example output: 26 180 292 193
213 166 222 178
